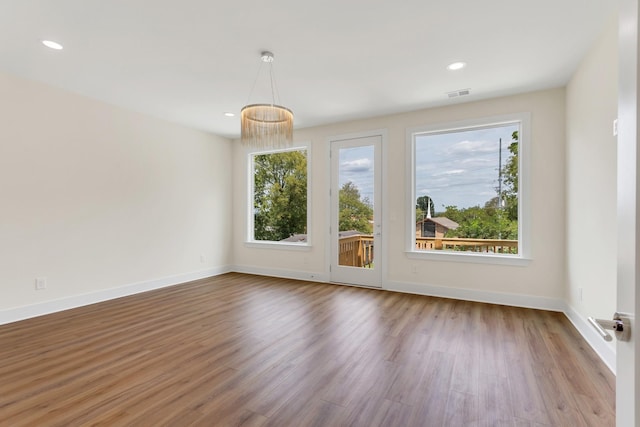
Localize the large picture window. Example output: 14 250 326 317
408 114 529 261
249 147 309 245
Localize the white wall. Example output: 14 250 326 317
565 17 618 359
0 23 620 370
0 71 233 319
233 88 567 306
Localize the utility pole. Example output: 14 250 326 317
497 138 503 241
497 138 503 209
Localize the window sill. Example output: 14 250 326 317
405 250 531 266
245 241 312 251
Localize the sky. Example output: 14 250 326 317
337 123 518 212
415 124 518 210
339 145 375 205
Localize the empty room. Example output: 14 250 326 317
1 1 638 426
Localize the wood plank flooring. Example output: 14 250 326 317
0 273 615 426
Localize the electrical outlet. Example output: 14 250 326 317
578 287 583 302
200 254 205 263
613 119 618 136
411 265 418 274
35 277 47 290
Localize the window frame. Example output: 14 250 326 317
245 142 312 250
405 113 531 266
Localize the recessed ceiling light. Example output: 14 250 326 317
447 62 466 71
223 112 235 117
42 40 63 50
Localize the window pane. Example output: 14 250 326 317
414 123 519 254
337 145 375 268
253 149 308 242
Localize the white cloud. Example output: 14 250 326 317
341 158 371 172
414 123 518 208
447 139 499 155
433 169 465 176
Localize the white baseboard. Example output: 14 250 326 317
231 265 329 283
384 279 615 374
384 279 566 312
232 269 570 313
562 302 616 374
232 268 565 313
0 266 231 326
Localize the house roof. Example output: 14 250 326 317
419 217 459 230
0 1 616 138
279 234 307 243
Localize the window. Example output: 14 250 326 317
407 114 529 262
248 147 309 246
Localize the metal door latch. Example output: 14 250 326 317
588 312 631 342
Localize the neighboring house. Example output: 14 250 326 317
279 234 308 243
416 217 459 238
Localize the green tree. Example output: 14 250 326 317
499 131 518 221
339 181 373 233
254 150 307 241
443 205 517 240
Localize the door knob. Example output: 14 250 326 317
588 312 631 342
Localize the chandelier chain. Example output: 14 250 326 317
245 60 265 106
269 62 278 107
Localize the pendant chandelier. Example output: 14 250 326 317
241 51 294 149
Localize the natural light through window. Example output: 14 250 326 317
249 147 309 246
408 115 528 261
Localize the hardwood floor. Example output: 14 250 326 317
0 273 615 426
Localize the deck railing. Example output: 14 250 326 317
338 234 374 267
338 235 517 267
416 237 518 253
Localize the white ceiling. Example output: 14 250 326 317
0 0 617 139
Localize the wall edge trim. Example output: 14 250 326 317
0 266 232 325
562 302 616 374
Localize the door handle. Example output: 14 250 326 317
588 312 632 342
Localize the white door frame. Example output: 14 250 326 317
326 129 388 288
617 1 639 425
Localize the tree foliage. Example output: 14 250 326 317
253 150 307 241
443 205 517 240
339 181 373 233
499 131 519 222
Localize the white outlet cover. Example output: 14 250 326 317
35 277 47 290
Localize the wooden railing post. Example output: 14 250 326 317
338 234 375 268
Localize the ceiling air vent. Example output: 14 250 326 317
447 88 471 98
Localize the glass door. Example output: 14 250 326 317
330 135 381 287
